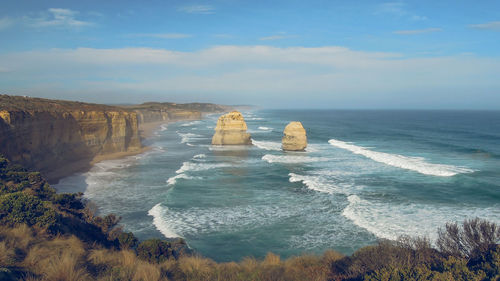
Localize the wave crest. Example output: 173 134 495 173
262 154 329 164
148 204 182 238
328 139 474 177
253 140 282 151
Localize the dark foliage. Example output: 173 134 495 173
51 192 84 210
118 231 139 249
137 239 178 263
437 218 500 259
0 192 57 228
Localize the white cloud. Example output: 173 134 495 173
178 5 215 14
393 27 442 35
469 21 500 31
25 8 93 28
130 33 192 39
213 34 233 38
376 2 427 21
0 46 499 108
0 17 14 30
259 34 296 40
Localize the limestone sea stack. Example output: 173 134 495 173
211 111 252 145
282 121 307 151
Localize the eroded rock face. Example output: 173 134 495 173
282 121 307 151
0 95 142 182
211 111 252 145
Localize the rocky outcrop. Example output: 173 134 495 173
282 122 307 151
0 95 142 182
211 111 252 145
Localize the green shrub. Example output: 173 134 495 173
136 239 177 263
51 193 84 210
0 192 57 228
92 213 121 234
118 232 139 249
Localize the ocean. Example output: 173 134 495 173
54 110 500 262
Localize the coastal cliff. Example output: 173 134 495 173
0 95 142 182
122 102 230 124
0 95 231 183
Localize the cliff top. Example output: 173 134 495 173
0 94 124 112
0 94 230 114
122 101 231 113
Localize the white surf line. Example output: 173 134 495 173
252 139 282 151
148 204 182 238
262 154 330 164
328 139 474 177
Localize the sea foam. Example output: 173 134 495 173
258 126 273 131
328 139 474 177
180 120 201 127
289 173 337 194
252 140 282 151
178 132 205 144
148 204 182 238
262 154 329 164
343 195 500 241
176 161 232 174
167 174 193 186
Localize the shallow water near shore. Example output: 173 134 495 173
55 110 500 262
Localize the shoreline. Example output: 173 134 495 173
48 116 217 185
47 120 173 184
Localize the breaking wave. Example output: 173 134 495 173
252 140 282 151
328 139 474 177
343 195 500 241
262 154 329 164
148 204 182 238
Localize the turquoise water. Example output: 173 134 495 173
55 110 500 262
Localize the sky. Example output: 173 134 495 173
0 0 499 109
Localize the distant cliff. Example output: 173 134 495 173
0 95 142 182
121 102 231 124
0 96 231 183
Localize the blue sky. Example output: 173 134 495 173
0 0 499 108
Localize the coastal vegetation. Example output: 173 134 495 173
0 154 499 280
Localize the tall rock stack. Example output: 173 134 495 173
211 111 252 145
282 122 307 151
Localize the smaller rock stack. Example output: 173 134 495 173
211 111 252 145
282 122 307 151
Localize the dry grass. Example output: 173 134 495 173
0 241 16 266
42 251 90 281
322 249 344 264
262 252 281 266
177 255 215 280
0 224 36 251
133 261 163 281
23 235 85 272
0 225 336 281
284 255 329 281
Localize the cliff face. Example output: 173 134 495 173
0 95 142 182
134 109 202 124
212 111 252 145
